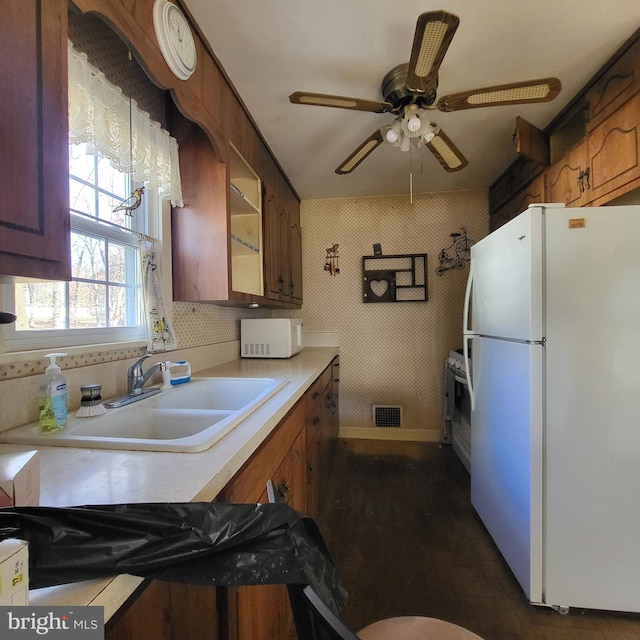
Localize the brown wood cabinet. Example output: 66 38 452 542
491 27 640 219
0 0 71 282
221 406 306 640
264 185 303 306
106 581 219 640
490 175 545 232
586 35 640 132
544 141 590 207
30 0 303 308
586 93 640 205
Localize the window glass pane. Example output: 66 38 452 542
97 155 128 197
107 243 134 284
71 232 106 281
69 179 96 217
109 285 137 327
69 281 106 328
69 144 95 183
14 282 67 330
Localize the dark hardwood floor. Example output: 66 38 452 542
317 439 640 640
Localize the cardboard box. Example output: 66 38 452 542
0 539 29 605
0 451 40 507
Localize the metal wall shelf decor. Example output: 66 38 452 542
362 253 427 303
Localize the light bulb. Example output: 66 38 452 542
407 114 421 133
385 127 400 144
400 135 411 152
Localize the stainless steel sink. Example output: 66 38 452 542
0 377 287 453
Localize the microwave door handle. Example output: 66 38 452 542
463 335 476 412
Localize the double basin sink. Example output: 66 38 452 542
1 377 287 453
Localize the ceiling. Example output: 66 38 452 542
183 1 640 201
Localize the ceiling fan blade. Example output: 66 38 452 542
289 92 392 113
437 77 562 112
406 11 459 93
335 129 385 174
425 129 468 172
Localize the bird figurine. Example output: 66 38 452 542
113 186 145 216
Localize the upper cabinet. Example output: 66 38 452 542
585 36 640 132
490 27 640 218
229 146 264 297
6 0 301 307
0 0 71 282
264 183 303 305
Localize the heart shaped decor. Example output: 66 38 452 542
370 279 389 298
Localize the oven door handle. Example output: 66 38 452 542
453 373 468 386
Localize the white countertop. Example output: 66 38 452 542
0 347 338 619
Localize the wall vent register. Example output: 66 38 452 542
373 405 403 428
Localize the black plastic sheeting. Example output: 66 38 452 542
0 502 346 613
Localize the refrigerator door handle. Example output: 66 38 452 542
463 259 474 335
463 335 475 411
463 259 476 411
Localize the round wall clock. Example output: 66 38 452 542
153 0 197 80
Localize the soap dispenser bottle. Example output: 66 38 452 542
38 353 68 433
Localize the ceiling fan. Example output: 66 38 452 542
289 10 562 175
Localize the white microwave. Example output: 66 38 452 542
240 318 303 358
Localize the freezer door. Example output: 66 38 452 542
469 206 544 341
470 336 543 602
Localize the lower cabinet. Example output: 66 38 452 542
106 581 219 640
105 358 339 640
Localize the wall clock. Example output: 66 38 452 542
153 0 197 81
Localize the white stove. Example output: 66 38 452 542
445 351 472 473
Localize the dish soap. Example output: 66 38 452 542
38 353 67 433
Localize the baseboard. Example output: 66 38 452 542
338 427 440 442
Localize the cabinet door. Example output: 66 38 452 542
544 142 589 207
586 93 640 205
263 183 302 306
586 37 640 132
106 581 219 640
0 0 70 281
288 203 303 304
490 174 545 232
264 190 283 299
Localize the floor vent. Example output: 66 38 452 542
373 405 402 428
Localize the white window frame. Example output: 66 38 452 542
1 167 171 357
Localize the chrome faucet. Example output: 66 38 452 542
127 355 161 395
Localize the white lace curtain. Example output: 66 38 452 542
67 41 184 207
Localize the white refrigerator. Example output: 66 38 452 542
463 203 640 613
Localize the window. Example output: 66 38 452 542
2 41 181 354
4 146 153 351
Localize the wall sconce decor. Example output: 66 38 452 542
324 244 340 275
435 227 475 275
